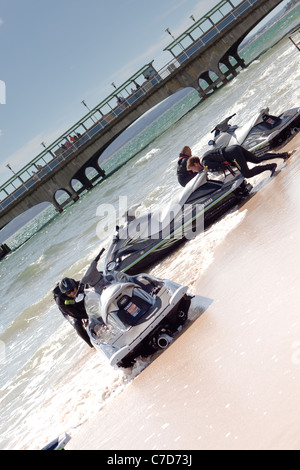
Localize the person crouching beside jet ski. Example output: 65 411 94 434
53 278 94 348
200 145 290 179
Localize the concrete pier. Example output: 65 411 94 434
0 0 284 230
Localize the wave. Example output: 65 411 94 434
133 148 160 167
0 292 54 343
0 325 150 449
151 209 248 290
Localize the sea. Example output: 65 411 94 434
0 6 299 450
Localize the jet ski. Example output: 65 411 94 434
104 171 252 275
207 107 300 156
78 251 193 368
41 433 71 450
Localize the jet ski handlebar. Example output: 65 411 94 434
94 247 105 263
76 248 106 302
211 113 236 133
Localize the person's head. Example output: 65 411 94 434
180 146 192 157
186 156 204 173
59 278 78 298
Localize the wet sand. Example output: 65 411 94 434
68 137 300 450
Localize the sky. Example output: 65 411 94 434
0 0 290 187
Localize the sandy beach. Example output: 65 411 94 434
67 136 300 451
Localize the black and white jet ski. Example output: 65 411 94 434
104 171 252 275
208 107 300 156
78 251 193 368
41 433 71 450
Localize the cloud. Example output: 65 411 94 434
103 1 220 86
155 0 190 22
110 40 167 82
86 38 170 102
0 134 45 176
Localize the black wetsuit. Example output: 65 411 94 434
53 283 93 348
177 153 197 187
202 145 285 178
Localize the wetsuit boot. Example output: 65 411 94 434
269 163 277 176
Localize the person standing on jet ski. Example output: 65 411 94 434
53 278 94 348
200 145 290 178
177 145 198 187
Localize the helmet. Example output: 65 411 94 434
59 277 76 294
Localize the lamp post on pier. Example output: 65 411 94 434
165 27 185 52
165 28 175 40
41 141 55 160
6 163 24 185
81 100 97 124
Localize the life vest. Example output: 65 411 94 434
178 152 190 161
53 283 87 320
177 153 191 173
177 153 196 187
201 148 227 172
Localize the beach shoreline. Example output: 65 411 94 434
67 136 300 451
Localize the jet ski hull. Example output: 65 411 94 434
244 108 300 155
41 433 71 450
207 107 300 156
105 173 251 275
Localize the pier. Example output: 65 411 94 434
0 0 284 231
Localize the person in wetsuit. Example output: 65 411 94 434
201 145 290 178
53 278 93 348
177 145 197 187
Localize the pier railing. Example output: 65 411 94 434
289 28 300 51
1 0 261 212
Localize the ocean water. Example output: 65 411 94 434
0 8 300 450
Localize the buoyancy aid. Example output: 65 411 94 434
53 284 87 320
201 148 229 172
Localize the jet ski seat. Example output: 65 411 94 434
175 171 207 208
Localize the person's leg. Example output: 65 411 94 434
227 145 288 164
224 146 276 178
256 151 290 162
74 321 94 348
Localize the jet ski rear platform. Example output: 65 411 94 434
83 267 193 368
